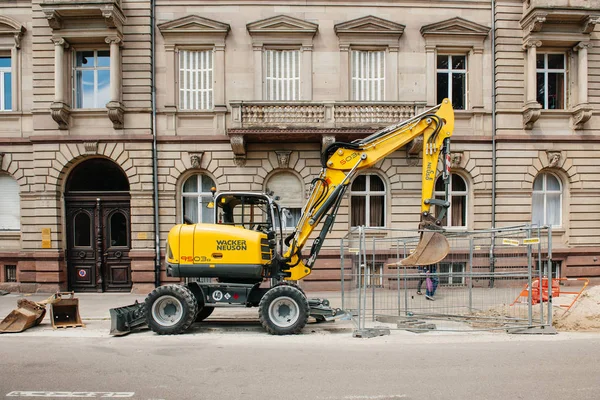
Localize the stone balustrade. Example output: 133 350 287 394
229 101 425 129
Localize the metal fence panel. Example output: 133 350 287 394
341 225 553 333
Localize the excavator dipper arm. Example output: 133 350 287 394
282 99 455 281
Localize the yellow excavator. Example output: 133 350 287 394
110 99 454 336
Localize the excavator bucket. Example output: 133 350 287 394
0 298 47 334
400 231 450 266
50 292 84 329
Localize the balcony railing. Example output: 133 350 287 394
229 101 426 129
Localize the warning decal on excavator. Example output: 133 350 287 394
502 239 520 246
523 238 540 245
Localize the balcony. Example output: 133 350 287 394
229 101 425 129
227 101 426 158
41 0 125 31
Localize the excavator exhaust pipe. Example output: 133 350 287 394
400 231 450 266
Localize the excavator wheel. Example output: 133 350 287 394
145 284 198 335
258 285 309 335
195 306 215 322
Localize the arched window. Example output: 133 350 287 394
0 174 20 231
434 174 467 228
182 174 215 224
265 171 304 230
350 174 385 227
532 172 562 227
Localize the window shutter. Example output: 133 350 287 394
265 50 300 101
0 175 20 230
179 50 213 110
351 50 385 101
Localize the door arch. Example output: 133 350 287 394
65 158 132 292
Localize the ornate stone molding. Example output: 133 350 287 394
546 151 562 169
523 102 542 130
105 36 122 46
571 103 593 130
274 151 292 169
450 152 464 169
106 101 124 129
573 41 593 52
50 101 71 130
522 40 542 50
190 152 204 169
233 156 246 167
0 16 27 49
583 16 600 34
407 137 423 156
40 1 126 31
84 142 98 155
230 134 246 156
322 135 335 152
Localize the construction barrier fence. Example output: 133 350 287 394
340 225 556 334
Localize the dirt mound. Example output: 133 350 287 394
552 285 600 332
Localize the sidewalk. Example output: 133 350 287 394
0 290 352 337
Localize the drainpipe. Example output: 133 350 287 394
490 0 497 287
150 0 161 287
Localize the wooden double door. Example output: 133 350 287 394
66 197 132 292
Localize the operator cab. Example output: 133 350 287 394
214 192 285 253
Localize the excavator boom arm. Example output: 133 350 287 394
282 99 455 280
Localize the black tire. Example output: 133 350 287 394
195 306 215 322
145 284 198 335
258 285 309 335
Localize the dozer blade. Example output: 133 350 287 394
0 299 47 334
400 231 449 266
109 301 147 336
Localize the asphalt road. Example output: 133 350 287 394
1 330 599 400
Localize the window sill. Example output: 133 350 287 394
71 108 107 116
169 107 227 116
0 111 24 117
0 231 21 240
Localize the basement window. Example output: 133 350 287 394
5 264 16 282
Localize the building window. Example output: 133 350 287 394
351 50 385 101
439 262 465 285
350 174 385 227
4 265 17 282
434 174 467 228
265 171 304 231
437 55 466 110
265 50 300 101
0 174 20 230
536 54 566 110
182 174 216 224
532 172 562 227
0 56 11 111
74 50 111 109
179 50 213 110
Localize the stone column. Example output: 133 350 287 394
425 45 436 106
108 37 121 103
522 40 542 130
50 37 70 129
470 47 484 110
571 42 593 129
253 44 263 100
525 40 541 105
387 46 399 101
340 45 350 100
214 44 226 105
106 36 124 129
576 42 590 105
53 38 66 103
301 45 313 101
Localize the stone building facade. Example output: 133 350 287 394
0 0 598 293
